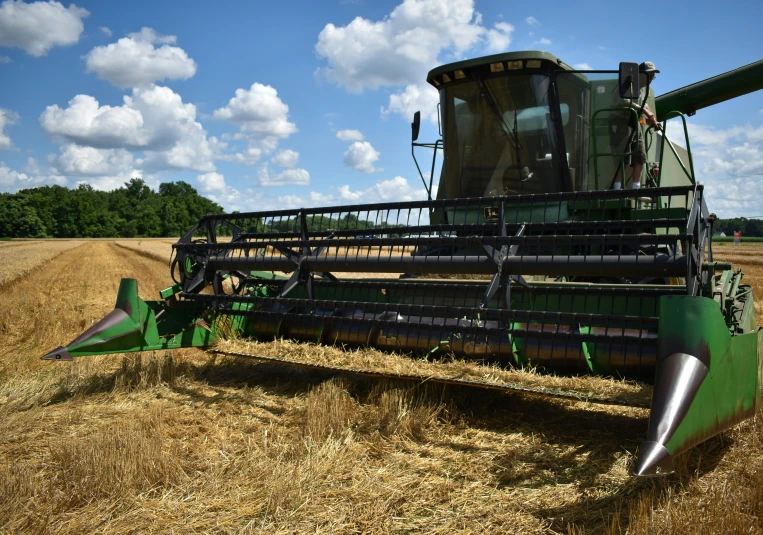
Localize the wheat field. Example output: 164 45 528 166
0 241 762 533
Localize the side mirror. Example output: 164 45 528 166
411 111 421 142
618 62 640 99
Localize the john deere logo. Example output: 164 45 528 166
484 206 499 222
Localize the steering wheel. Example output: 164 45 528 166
488 186 519 196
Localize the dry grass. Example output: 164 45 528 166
0 240 86 286
113 239 176 263
0 241 762 533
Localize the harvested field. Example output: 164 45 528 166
114 239 176 262
1 241 762 533
0 240 86 286
713 245 763 316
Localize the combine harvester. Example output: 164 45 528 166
42 52 763 476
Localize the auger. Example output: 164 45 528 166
42 52 763 476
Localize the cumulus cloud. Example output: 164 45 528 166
271 149 299 168
278 176 428 208
74 175 137 191
485 21 513 53
196 171 225 193
24 156 40 174
381 83 439 124
0 0 88 56
573 63 593 70
525 16 539 25
39 94 146 148
213 82 297 153
55 144 135 176
85 27 197 87
343 141 382 173
256 166 310 186
664 120 763 217
194 171 261 211
0 107 19 150
316 0 516 124
0 55 11 62
537 37 551 45
336 129 364 142
219 146 262 166
40 85 219 173
337 176 426 202
0 161 66 192
315 0 486 92
99 25 111 36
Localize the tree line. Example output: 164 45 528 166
0 179 226 238
713 218 763 237
0 180 410 239
2 179 761 238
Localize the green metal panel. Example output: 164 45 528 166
655 59 763 120
635 293 762 475
427 50 569 85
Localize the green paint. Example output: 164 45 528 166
656 295 761 458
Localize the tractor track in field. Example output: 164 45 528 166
0 242 174 374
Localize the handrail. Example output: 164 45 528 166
412 139 443 201
591 107 640 190
656 111 696 185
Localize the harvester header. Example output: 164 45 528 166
42 51 763 477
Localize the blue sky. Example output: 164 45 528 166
1 0 762 217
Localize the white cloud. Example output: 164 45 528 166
85 27 197 87
275 176 428 209
24 156 40 174
0 107 19 150
0 0 88 56
381 83 439 124
55 144 135 176
538 37 551 45
220 145 262 166
485 21 513 53
271 149 299 168
316 0 520 126
99 25 111 36
0 161 24 186
663 120 763 217
574 63 593 70
40 85 219 173
0 161 66 192
39 94 146 148
276 194 304 209
0 55 11 63
256 166 310 186
336 129 364 142
213 82 297 152
74 175 135 191
337 176 426 203
525 16 539 25
343 141 382 173
194 171 261 211
197 171 226 193
315 0 487 92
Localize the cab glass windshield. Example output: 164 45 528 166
440 74 567 197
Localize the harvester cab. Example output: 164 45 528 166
42 52 763 477
412 52 689 206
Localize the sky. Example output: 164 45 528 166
0 0 762 218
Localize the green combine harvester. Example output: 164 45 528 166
42 52 763 476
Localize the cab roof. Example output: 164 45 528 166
426 50 574 88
